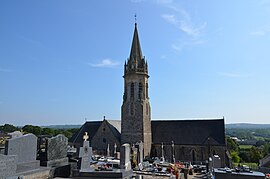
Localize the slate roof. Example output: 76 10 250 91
69 121 102 143
69 120 122 144
70 119 225 147
151 119 225 146
106 120 121 141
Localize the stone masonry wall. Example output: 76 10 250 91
91 121 121 156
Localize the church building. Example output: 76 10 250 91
70 22 229 167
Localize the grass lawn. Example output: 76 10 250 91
239 145 253 149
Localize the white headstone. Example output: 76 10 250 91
114 143 117 154
120 143 131 170
138 141 143 164
107 144 110 157
8 131 23 138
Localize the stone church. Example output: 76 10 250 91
70 23 229 166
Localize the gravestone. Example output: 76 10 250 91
0 154 17 178
4 134 51 178
120 143 131 170
114 143 117 155
73 142 132 178
161 142 165 162
107 143 110 157
135 141 143 165
213 155 221 168
79 132 93 172
8 131 23 138
131 145 138 168
41 134 68 167
5 133 39 169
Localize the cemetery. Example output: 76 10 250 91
0 129 206 179
1 128 269 179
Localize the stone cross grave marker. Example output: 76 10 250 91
79 132 93 172
83 132 89 141
161 142 165 162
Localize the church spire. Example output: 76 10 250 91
129 22 143 62
125 22 147 75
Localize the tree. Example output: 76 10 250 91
231 151 240 163
226 137 239 152
255 140 265 147
0 124 18 133
22 125 42 135
262 142 270 157
249 146 261 164
239 151 250 163
42 128 54 136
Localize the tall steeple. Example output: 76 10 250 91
121 22 152 158
130 23 143 62
125 23 148 76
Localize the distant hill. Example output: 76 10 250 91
42 123 270 129
226 123 270 129
41 124 82 129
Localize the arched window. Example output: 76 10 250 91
139 83 143 99
130 83 134 98
192 150 196 162
130 103 134 116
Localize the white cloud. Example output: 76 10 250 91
130 0 144 3
219 72 250 78
89 59 120 68
250 30 266 36
160 55 167 59
157 0 207 54
162 14 206 38
156 0 174 5
0 68 12 72
171 44 183 53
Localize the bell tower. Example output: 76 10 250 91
121 22 152 157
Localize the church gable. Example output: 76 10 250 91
202 136 220 146
69 121 102 147
91 120 121 155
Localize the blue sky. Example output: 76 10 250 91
1 0 270 126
